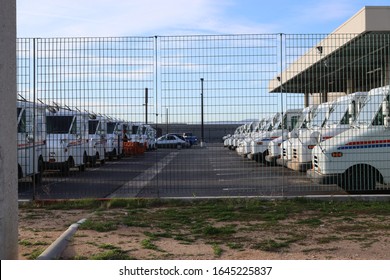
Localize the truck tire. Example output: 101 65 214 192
34 157 44 185
339 165 376 192
61 161 70 176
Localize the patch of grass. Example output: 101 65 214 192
27 248 45 260
212 243 223 257
91 249 136 260
297 218 323 227
19 240 50 246
23 213 46 220
19 198 390 260
123 218 150 228
302 247 338 253
19 240 32 246
252 239 290 252
174 234 196 244
74 233 89 238
252 234 306 252
227 242 244 250
79 219 118 232
141 238 160 251
335 224 368 233
316 235 341 244
144 231 172 239
203 225 236 236
99 243 120 250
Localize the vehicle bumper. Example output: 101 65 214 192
276 158 289 167
288 161 312 172
265 155 278 165
306 169 339 185
44 161 67 170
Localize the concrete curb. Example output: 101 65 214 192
37 218 87 260
161 194 390 201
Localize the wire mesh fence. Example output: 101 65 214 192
16 33 390 200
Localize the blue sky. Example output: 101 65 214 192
17 0 390 37
16 1 390 124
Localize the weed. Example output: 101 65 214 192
203 225 236 236
212 243 223 257
297 218 323 227
19 240 49 246
28 248 45 260
123 218 150 228
316 235 341 244
99 243 120 250
252 239 290 252
144 231 172 239
227 242 244 250
252 233 306 252
174 234 196 244
80 219 118 232
141 238 160 251
91 249 135 260
19 240 32 246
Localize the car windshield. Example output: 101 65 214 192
17 107 26 133
46 116 74 134
325 100 349 125
132 126 139 134
355 91 388 126
89 120 99 134
106 122 117 134
307 105 329 128
294 107 312 129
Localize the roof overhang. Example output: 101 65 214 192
269 6 390 94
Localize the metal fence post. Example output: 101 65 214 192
200 77 205 147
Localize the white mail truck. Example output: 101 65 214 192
17 100 47 184
289 92 368 172
307 85 390 192
45 106 89 175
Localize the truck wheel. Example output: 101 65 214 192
61 161 70 176
34 157 44 185
18 164 23 179
340 165 376 192
100 151 105 165
90 155 97 167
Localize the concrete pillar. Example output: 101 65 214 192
0 0 18 259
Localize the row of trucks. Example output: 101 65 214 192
17 101 157 183
224 85 390 192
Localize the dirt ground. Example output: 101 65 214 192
17 201 390 260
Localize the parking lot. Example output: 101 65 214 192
18 143 346 200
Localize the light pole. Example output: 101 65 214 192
200 78 205 147
166 107 169 134
144 88 148 124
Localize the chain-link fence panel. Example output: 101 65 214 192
16 33 390 200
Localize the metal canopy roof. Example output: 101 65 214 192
269 7 390 95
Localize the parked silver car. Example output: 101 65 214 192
156 134 190 149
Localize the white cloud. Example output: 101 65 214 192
17 0 277 37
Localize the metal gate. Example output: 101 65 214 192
16 33 390 200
